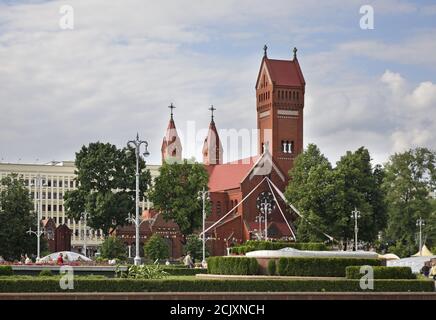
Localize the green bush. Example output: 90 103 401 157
267 260 276 276
232 241 328 254
207 257 259 275
116 264 169 279
277 257 382 277
100 236 127 260
162 267 207 276
0 278 432 292
346 266 416 279
0 266 13 276
144 234 169 261
38 269 54 277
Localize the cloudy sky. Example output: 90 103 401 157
0 0 435 166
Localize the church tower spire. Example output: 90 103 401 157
203 105 223 165
255 45 305 183
161 103 182 163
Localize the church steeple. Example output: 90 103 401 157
203 105 223 165
161 103 182 163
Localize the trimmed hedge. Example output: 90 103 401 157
267 260 276 276
38 269 54 277
207 257 258 275
162 267 207 276
0 277 432 292
277 257 382 277
346 266 416 280
0 266 13 276
232 241 328 255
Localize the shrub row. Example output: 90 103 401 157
0 266 13 276
161 267 207 276
346 266 416 280
231 241 328 255
207 257 258 275
0 278 432 292
276 257 382 277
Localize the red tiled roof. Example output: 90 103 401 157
265 58 305 87
206 159 256 192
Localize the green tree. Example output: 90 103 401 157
144 234 169 261
383 148 435 256
100 236 126 260
64 142 151 236
285 145 387 247
334 147 387 244
0 175 36 260
149 160 209 237
184 234 206 261
285 144 336 242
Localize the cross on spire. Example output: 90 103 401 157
293 47 298 60
168 103 175 119
209 105 216 122
263 44 268 57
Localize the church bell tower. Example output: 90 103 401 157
256 46 306 180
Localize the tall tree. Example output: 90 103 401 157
0 175 36 260
286 145 386 247
383 148 435 256
334 147 387 244
149 159 209 237
64 142 151 236
285 144 337 242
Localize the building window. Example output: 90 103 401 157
282 141 294 154
235 200 238 213
216 201 222 216
296 92 299 100
59 180 63 188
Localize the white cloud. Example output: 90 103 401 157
0 0 435 166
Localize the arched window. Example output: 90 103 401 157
235 200 238 213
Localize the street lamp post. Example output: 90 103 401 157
260 200 272 241
127 133 150 266
416 218 425 256
351 207 361 251
81 211 89 257
254 214 264 240
198 187 209 268
27 175 47 260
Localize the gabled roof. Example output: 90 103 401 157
206 161 255 192
255 56 305 88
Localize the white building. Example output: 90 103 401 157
0 161 160 255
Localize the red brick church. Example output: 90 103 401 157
161 46 306 256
